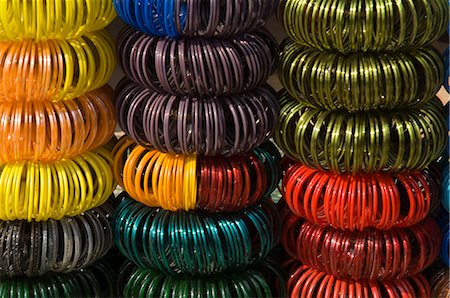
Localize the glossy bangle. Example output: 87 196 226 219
287 265 431 298
430 264 450 298
282 214 441 280
283 163 439 230
444 166 450 212
113 195 280 275
0 148 116 222
441 222 449 266
0 30 116 102
0 202 114 277
279 0 448 53
279 40 443 112
115 79 279 156
275 92 447 173
114 0 277 38
0 86 116 162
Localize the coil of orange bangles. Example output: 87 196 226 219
282 162 440 230
0 85 115 162
0 148 116 222
0 30 115 102
282 214 441 281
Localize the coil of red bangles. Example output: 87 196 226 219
279 40 444 112
279 0 448 53
0 85 115 162
282 162 440 230
287 265 431 298
275 91 447 174
118 26 278 96
112 136 281 212
281 213 442 280
115 79 279 156
0 30 115 102
0 148 116 222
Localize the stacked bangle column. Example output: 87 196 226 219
111 1 286 296
275 0 448 297
0 0 118 292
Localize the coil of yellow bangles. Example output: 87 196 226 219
0 30 115 102
0 148 116 222
0 0 116 41
0 86 115 162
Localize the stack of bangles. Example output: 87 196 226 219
282 214 441 280
118 27 278 96
443 166 449 211
114 79 279 156
440 222 449 266
112 136 281 212
430 265 450 298
275 92 447 173
279 40 443 112
113 0 277 38
0 202 114 277
278 0 448 53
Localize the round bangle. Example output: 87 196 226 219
278 0 448 53
279 40 443 112
287 265 431 298
430 264 450 298
118 27 278 96
114 0 277 38
0 86 116 162
0 148 116 221
441 223 449 266
113 195 281 275
0 202 114 277
282 214 441 280
275 92 447 173
112 137 281 212
0 30 116 102
114 79 279 156
283 162 439 230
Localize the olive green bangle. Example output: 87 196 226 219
275 91 447 174
278 0 449 53
279 40 444 112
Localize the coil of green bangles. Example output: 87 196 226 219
279 40 444 112
275 92 447 174
113 195 281 275
278 0 449 53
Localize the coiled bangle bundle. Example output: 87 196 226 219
113 196 281 275
0 0 116 41
118 27 278 96
441 223 449 266
287 265 431 298
112 138 281 212
114 0 277 38
0 86 116 162
0 148 116 222
443 166 450 211
275 93 447 173
279 40 443 112
282 215 441 280
115 79 279 156
283 163 439 230
278 0 448 53
0 30 115 102
430 265 450 298
0 202 114 277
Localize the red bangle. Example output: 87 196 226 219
282 162 438 230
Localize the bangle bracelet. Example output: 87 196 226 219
0 148 116 221
441 222 449 266
279 0 448 53
113 195 280 275
115 79 279 156
118 27 278 96
282 214 441 280
0 202 114 277
287 265 431 298
279 40 443 112
443 166 450 212
283 163 439 230
0 30 115 102
112 137 281 212
0 86 115 162
430 264 450 297
275 92 447 173
114 0 277 38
